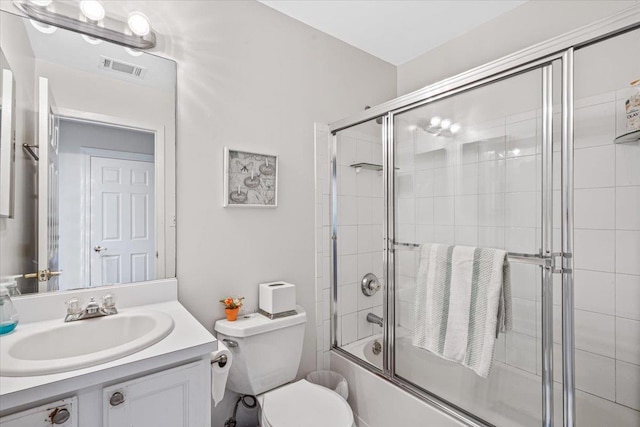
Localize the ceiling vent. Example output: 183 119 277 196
99 56 147 79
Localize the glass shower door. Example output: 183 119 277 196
391 65 559 427
331 117 386 370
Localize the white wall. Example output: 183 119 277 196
0 11 37 294
397 0 639 95
57 119 154 290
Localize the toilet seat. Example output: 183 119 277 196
259 379 353 427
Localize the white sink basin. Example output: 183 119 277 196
0 310 174 376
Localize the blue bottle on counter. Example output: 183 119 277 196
0 286 19 335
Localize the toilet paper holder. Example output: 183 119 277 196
211 354 228 368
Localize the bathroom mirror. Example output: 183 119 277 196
0 11 176 295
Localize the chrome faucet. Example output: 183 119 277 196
366 312 383 327
65 294 118 322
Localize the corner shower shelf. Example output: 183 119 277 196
614 130 640 144
350 162 383 172
350 163 399 172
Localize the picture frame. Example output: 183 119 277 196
223 147 278 208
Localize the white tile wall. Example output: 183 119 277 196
617 274 640 321
616 361 640 411
317 126 386 353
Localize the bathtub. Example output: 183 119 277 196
342 335 383 370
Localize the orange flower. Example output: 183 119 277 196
220 296 245 309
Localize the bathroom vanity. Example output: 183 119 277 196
0 279 216 427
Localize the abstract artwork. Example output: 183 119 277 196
223 148 278 207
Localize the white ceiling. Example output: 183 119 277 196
259 0 527 65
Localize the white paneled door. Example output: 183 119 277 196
90 156 155 286
37 77 60 293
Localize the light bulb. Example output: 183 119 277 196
128 11 151 36
82 34 103 45
450 123 461 134
125 47 144 57
30 19 57 34
80 0 105 21
28 0 53 6
440 119 451 130
430 116 441 127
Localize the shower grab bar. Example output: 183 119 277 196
392 241 551 267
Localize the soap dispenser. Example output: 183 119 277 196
0 285 19 335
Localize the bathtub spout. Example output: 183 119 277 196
366 313 383 327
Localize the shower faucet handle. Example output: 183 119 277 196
361 273 381 296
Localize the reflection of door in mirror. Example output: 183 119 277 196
90 155 155 287
0 56 16 219
57 119 156 291
37 77 60 293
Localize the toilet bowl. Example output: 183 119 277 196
258 380 353 427
214 306 354 427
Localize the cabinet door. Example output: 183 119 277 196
103 360 207 427
0 397 78 427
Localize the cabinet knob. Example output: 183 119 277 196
110 391 125 406
50 408 71 424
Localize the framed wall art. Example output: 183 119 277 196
223 147 278 207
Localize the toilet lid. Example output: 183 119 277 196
261 380 353 427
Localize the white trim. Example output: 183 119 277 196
82 147 154 163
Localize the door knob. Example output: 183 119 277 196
23 269 62 282
94 245 108 252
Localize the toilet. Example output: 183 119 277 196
214 306 354 427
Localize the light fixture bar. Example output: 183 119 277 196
13 0 156 49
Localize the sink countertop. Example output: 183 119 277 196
0 300 217 412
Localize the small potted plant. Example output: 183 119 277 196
220 297 244 321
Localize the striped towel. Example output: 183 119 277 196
412 244 512 378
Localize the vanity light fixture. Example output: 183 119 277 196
13 0 157 49
425 116 461 137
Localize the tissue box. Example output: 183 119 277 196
259 281 296 319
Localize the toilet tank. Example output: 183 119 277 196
214 306 307 396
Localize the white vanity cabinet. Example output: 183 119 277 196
102 360 207 427
0 397 78 427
